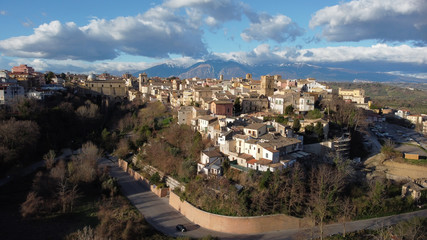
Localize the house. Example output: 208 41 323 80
241 96 269 113
406 115 423 125
395 109 411 119
298 93 315 112
269 95 287 114
338 88 369 104
401 180 426 201
0 83 25 104
211 100 233 116
243 123 267 138
196 115 218 134
197 147 226 176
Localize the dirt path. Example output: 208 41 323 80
364 153 427 180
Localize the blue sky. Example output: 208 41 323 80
0 0 426 76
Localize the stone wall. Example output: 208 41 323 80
118 159 168 197
169 192 312 234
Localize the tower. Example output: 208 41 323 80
138 72 148 92
260 75 274 97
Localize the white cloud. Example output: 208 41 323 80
214 43 427 65
22 18 34 27
241 14 304 42
164 0 243 27
310 0 427 43
385 71 427 80
3 55 202 74
165 0 303 42
0 7 207 61
0 10 6 16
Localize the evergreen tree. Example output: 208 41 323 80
292 118 301 132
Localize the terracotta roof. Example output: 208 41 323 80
238 153 254 160
257 158 272 165
247 159 258 164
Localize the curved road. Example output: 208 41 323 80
100 158 427 240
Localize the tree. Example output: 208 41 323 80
0 118 40 169
305 124 314 135
314 122 324 140
306 109 322 119
339 197 355 238
284 105 294 115
308 165 346 240
43 150 56 170
21 191 44 218
76 100 100 119
233 97 241 115
70 142 101 183
45 71 55 84
292 119 301 132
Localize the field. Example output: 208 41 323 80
326 82 427 114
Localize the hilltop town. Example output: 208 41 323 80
1 64 426 239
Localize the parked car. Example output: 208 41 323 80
176 224 187 232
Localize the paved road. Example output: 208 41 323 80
101 158 427 240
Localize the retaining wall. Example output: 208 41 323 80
117 159 168 197
169 192 312 234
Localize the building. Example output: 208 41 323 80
423 121 427 136
401 180 426 201
198 147 225 176
260 75 274 97
9 64 44 89
241 97 269 113
84 79 128 98
0 83 25 104
211 101 233 116
395 109 411 119
12 64 34 74
243 123 267 138
338 88 369 104
406 115 423 125
298 94 315 112
333 134 351 159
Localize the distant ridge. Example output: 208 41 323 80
133 60 424 83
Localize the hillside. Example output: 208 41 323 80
327 82 427 114
133 60 424 83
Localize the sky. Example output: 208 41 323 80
0 0 426 77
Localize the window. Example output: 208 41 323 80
265 153 268 158
258 149 260 153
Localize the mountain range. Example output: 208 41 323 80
134 60 424 83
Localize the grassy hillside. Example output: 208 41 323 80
326 82 427 114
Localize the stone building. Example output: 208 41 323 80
260 75 274 97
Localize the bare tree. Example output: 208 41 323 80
309 164 346 240
76 100 100 119
70 142 101 183
21 191 43 218
43 150 56 170
339 197 355 238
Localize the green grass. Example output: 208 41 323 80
403 158 427 166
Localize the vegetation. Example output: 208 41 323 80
305 109 323 119
233 97 241 115
326 217 427 240
284 104 294 115
0 92 113 177
327 82 427 114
